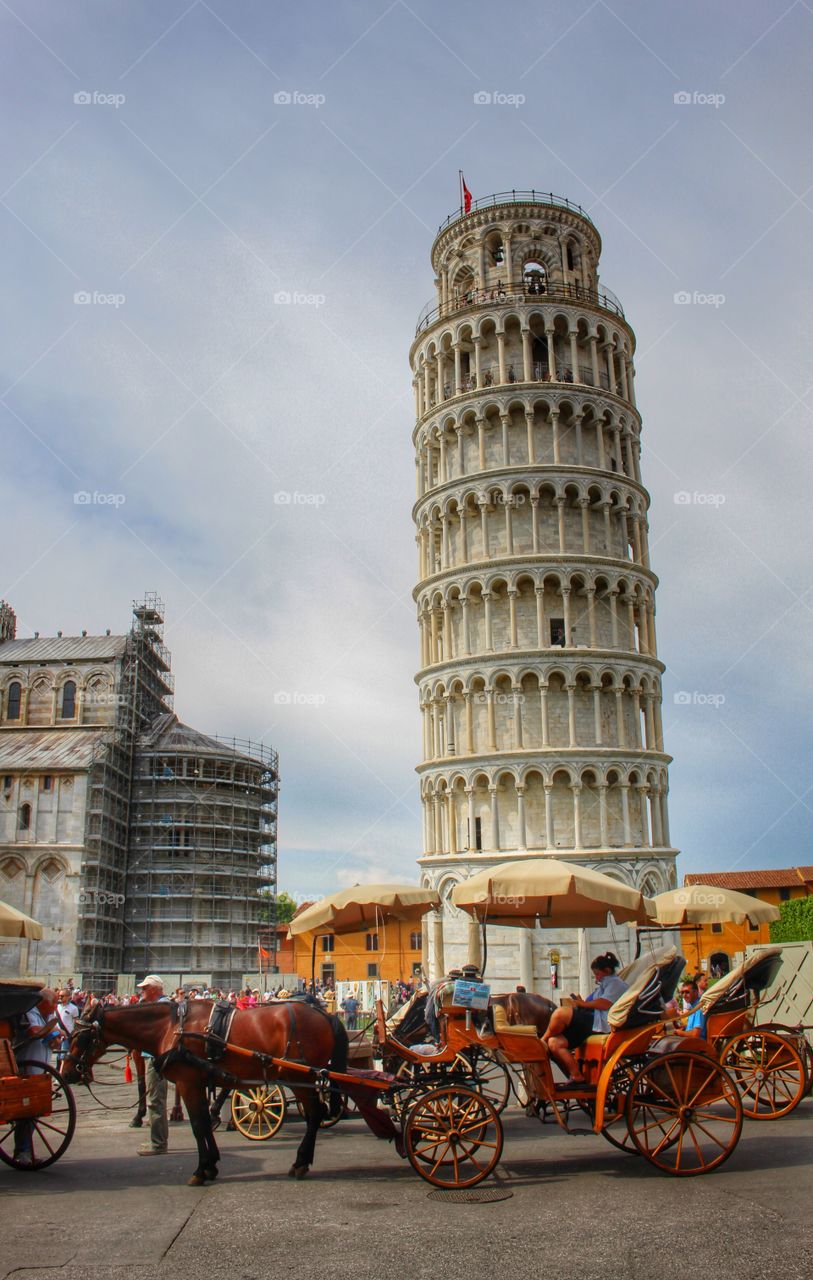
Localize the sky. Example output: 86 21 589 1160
1 0 811 901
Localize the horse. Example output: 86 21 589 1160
492 991 556 1035
62 997 380 1185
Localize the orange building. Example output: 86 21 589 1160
681 867 812 974
289 904 424 986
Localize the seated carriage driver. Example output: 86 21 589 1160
541 953 628 1088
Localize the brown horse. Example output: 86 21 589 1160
492 991 556 1035
62 998 356 1185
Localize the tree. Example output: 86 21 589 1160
769 897 813 944
273 891 298 925
258 890 298 924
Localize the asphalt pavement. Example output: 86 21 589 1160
1 1077 811 1280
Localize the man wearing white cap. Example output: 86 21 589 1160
136 975 170 1156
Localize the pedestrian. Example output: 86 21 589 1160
55 988 79 1068
135 975 170 1157
14 987 58 1166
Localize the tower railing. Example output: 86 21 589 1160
436 190 595 234
416 280 625 336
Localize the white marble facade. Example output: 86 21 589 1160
411 195 678 992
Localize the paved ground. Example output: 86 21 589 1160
1 1078 812 1280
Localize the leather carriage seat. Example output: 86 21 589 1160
607 955 685 1031
699 945 784 1015
491 1002 538 1037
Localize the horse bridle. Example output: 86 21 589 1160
62 1000 105 1083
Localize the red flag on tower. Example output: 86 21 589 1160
460 172 472 213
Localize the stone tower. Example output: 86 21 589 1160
411 190 677 990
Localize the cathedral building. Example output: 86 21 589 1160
411 191 677 990
0 594 278 988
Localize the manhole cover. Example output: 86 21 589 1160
427 1187 513 1203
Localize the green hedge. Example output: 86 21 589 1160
769 897 813 943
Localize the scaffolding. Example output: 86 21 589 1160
75 594 174 986
123 726 278 986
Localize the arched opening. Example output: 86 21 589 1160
523 260 546 295
60 680 77 720
6 681 21 721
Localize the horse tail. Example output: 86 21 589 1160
327 1014 349 1117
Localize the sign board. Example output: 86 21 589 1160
336 979 391 1011
549 949 560 965
452 980 491 1011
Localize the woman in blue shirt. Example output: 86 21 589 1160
541 952 628 1087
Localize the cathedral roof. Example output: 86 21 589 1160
0 727 110 771
0 634 127 663
137 713 267 766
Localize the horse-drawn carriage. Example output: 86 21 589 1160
60 866 759 1189
695 947 810 1119
0 981 76 1171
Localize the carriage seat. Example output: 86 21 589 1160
607 954 685 1030
491 1002 538 1037
700 946 784 1015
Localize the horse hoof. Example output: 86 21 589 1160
206 1167 218 1181
294 1165 309 1180
188 1174 206 1187
287 1163 298 1178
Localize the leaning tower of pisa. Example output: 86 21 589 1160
411 190 678 991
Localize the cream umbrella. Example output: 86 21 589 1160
645 885 780 927
288 883 440 992
451 858 652 928
0 899 44 940
288 883 440 939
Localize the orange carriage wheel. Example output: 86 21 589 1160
404 1085 503 1189
719 1030 806 1120
230 1084 287 1140
590 1061 641 1155
626 1053 743 1176
0 1064 77 1171
453 1049 511 1114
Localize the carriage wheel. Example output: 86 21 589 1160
294 1092 347 1128
453 1050 511 1114
0 1065 77 1171
592 1062 640 1155
404 1085 503 1189
720 1031 806 1120
626 1053 742 1176
230 1084 287 1140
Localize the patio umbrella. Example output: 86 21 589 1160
645 885 780 927
451 858 652 928
288 883 440 939
0 899 44 940
288 883 440 993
